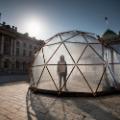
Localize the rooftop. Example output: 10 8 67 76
0 21 42 42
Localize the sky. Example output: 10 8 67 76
0 0 120 40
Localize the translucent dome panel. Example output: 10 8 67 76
46 36 61 45
79 65 104 93
37 67 57 90
47 65 74 91
111 44 120 54
32 50 44 66
113 51 120 63
85 35 100 43
97 67 116 92
90 44 103 57
43 44 61 63
78 46 104 64
65 43 87 63
64 34 87 43
31 66 44 86
61 31 78 41
103 48 120 63
109 64 120 83
47 44 74 64
67 66 92 93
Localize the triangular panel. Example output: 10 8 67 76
65 34 87 43
85 35 99 43
78 46 104 64
113 51 120 63
97 66 116 92
32 49 44 66
48 44 74 64
47 65 74 90
37 67 57 90
90 44 103 57
46 36 62 45
66 66 92 92
112 44 120 54
110 64 120 83
43 43 61 63
78 65 104 92
32 66 44 85
61 32 78 41
65 43 87 63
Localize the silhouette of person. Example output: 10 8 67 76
57 55 67 90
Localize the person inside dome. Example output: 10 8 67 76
57 55 67 90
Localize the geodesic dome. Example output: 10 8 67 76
30 31 120 96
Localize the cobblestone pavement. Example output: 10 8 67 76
0 82 28 120
0 82 120 120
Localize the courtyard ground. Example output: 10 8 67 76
0 81 120 120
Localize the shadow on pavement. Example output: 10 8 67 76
26 89 58 120
71 98 120 120
26 89 119 120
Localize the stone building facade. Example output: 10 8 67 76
0 22 44 75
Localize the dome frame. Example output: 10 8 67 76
29 30 120 97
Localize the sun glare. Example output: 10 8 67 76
24 18 45 39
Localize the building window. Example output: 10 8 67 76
29 51 32 56
4 59 9 69
16 41 20 47
23 62 26 71
0 59 1 69
23 43 26 48
4 36 11 55
16 61 20 70
23 62 28 71
23 49 26 56
29 45 32 49
16 48 20 56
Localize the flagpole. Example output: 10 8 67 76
0 12 1 23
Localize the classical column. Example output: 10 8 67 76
1 34 4 55
14 40 16 56
10 38 14 56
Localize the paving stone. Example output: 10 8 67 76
0 82 120 120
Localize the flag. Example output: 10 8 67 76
105 17 109 25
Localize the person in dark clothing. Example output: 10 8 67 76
57 55 67 90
